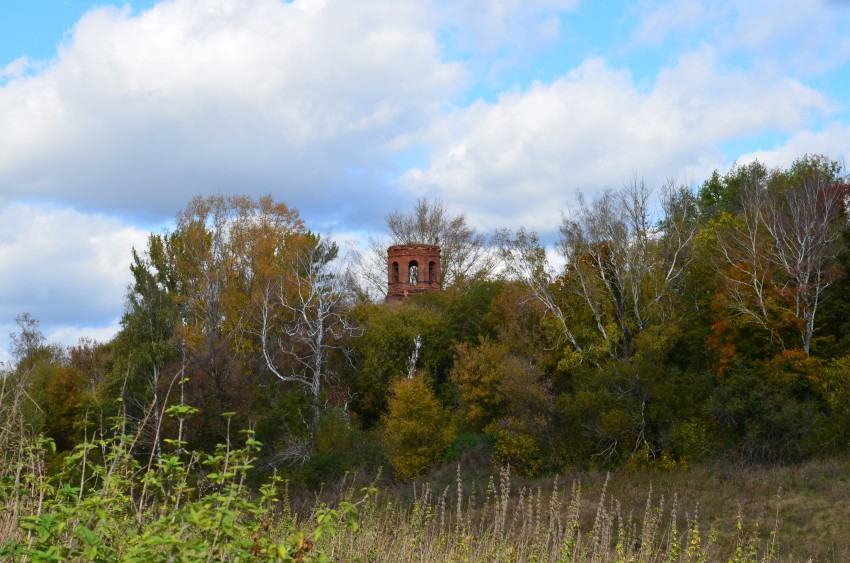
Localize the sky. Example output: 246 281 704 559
2 0 850 362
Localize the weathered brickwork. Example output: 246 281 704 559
386 244 442 302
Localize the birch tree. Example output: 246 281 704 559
497 180 697 366
494 227 584 359
122 194 306 452
716 155 848 355
259 236 361 444
559 180 698 361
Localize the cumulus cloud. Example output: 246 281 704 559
2 0 850 358
726 0 850 74
402 48 832 234
0 203 149 327
0 0 464 226
0 57 35 82
630 0 728 48
631 0 850 74
737 124 850 168
437 0 578 53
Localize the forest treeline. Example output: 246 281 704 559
4 153 850 484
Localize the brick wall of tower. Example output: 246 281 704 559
386 244 442 302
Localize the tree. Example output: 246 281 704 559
813 227 850 358
558 179 697 361
258 235 361 452
118 194 308 451
9 313 46 368
1 314 48 447
118 237 181 441
714 155 848 355
383 374 455 480
349 297 455 425
764 156 848 355
698 161 768 219
494 227 585 360
1 314 66 449
496 180 697 367
485 282 560 365
451 337 549 433
164 194 306 387
450 336 555 473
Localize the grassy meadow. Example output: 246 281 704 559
320 458 850 562
1 420 848 561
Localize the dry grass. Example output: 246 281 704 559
2 408 847 561
318 457 850 561
594 458 850 561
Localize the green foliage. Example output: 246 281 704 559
7 154 850 492
42 366 88 451
670 417 719 462
0 415 373 562
816 357 850 454
450 337 512 431
485 283 559 366
623 445 685 472
298 411 384 489
351 279 504 423
812 227 850 358
708 360 823 463
417 279 504 344
315 407 352 453
698 160 768 218
443 432 493 464
383 376 456 480
493 429 543 476
351 301 454 424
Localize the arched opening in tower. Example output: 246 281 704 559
428 261 436 284
392 261 399 283
409 261 419 285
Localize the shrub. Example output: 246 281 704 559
0 409 373 562
383 376 456 480
493 429 543 476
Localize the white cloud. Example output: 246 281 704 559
0 319 123 367
737 124 850 168
45 321 124 350
631 0 850 75
437 0 578 53
403 48 832 234
726 0 850 73
0 0 465 224
0 204 150 327
0 57 34 82
630 0 727 48
2 0 849 358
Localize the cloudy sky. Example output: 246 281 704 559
2 0 850 361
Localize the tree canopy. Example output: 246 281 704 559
7 154 850 482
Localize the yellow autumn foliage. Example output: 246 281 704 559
383 376 456 480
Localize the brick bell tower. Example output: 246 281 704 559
386 244 442 303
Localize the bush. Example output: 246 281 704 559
493 429 543 477
444 432 493 463
383 376 456 480
0 412 374 562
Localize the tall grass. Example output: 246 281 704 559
0 405 371 561
328 464 784 562
0 401 836 561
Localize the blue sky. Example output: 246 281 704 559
2 0 850 362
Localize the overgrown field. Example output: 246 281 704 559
5 156 850 559
1 424 848 561
335 458 850 562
